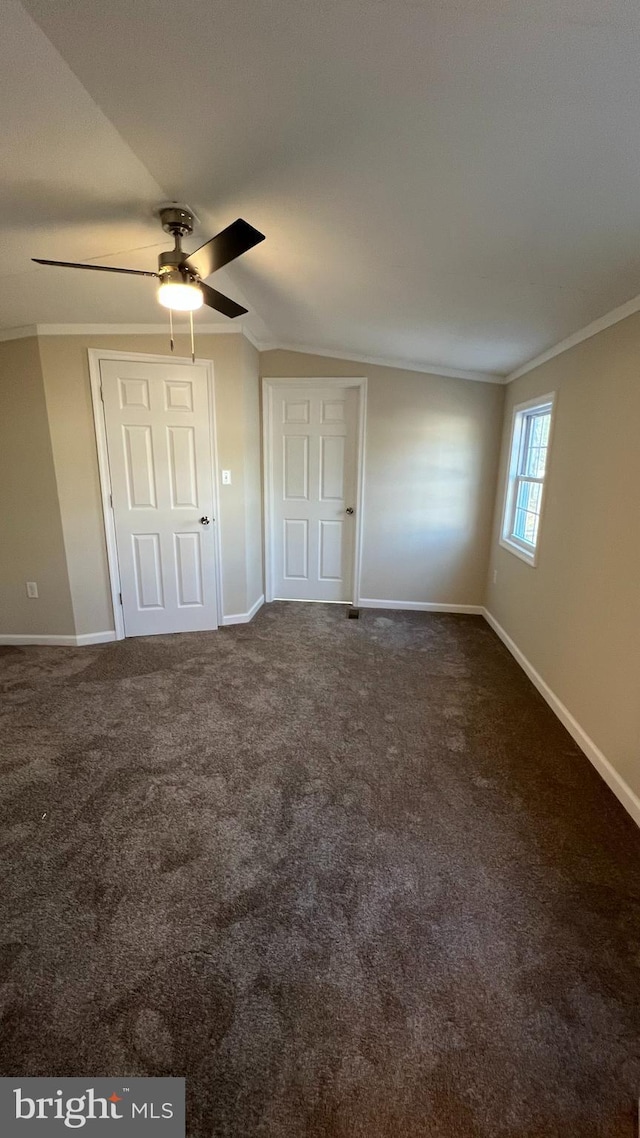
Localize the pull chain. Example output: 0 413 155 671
169 308 174 353
189 310 195 363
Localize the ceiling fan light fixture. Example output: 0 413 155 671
157 277 203 311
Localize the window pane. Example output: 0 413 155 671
513 508 529 542
513 508 539 546
522 444 534 475
524 446 545 477
530 415 544 447
516 479 542 516
522 413 550 477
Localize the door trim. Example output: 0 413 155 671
262 376 367 605
88 348 223 639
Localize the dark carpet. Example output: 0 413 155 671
1 604 639 1137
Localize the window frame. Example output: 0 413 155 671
500 392 556 567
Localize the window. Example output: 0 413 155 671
500 393 555 565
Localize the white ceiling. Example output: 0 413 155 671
5 0 640 377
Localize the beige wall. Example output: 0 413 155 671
261 350 504 605
486 313 640 801
37 332 263 634
0 337 75 636
242 338 264 610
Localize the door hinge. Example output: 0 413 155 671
119 592 123 605
109 493 113 508
99 385 104 402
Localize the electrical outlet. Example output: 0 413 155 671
221 470 232 485
26 581 38 598
493 569 498 584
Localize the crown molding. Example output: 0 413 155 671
0 323 504 382
259 340 504 384
506 290 640 383
34 322 243 336
0 324 38 342
238 325 263 350
0 321 265 352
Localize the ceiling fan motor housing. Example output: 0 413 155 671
158 205 195 238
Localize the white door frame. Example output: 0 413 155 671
262 376 367 605
88 348 224 640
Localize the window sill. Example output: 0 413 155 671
499 536 538 567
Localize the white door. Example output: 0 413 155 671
100 358 218 637
269 384 359 602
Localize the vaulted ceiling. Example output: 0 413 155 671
4 0 640 378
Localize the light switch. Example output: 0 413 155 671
221 470 232 485
26 581 38 598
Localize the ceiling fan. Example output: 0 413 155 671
32 204 265 319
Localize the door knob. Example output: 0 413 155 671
200 516 211 525
345 507 354 515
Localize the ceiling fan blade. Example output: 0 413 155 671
184 218 265 280
32 258 158 278
200 282 248 319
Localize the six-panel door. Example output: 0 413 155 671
100 359 218 636
270 385 358 602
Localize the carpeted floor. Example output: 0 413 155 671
0 604 639 1137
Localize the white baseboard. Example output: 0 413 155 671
482 608 640 829
0 630 116 647
75 631 117 646
358 599 484 614
221 595 265 627
0 634 78 647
